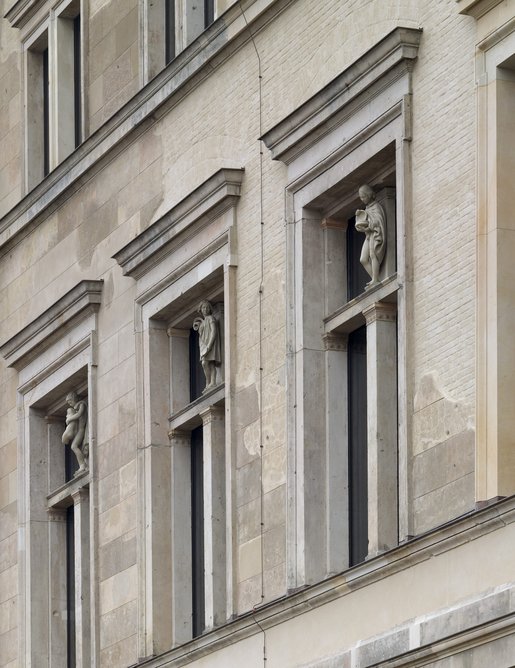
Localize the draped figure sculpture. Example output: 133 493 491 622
193 299 222 392
355 184 387 288
62 391 89 475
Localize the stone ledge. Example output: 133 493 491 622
455 0 506 19
0 0 292 256
113 169 244 279
47 470 90 509
0 279 103 370
131 494 515 668
260 27 422 164
168 384 225 432
4 0 42 28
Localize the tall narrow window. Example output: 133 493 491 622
66 505 76 668
348 325 368 566
190 426 205 638
73 14 81 147
204 0 215 28
42 47 50 177
165 0 176 64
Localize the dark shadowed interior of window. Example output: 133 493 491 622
191 426 205 637
165 0 176 64
66 505 76 667
348 325 368 566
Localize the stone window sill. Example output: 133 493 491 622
168 382 225 432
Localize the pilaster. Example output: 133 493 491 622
363 302 398 556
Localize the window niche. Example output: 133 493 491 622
0 280 102 667
261 26 420 588
17 0 84 190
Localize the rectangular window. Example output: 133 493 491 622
42 46 50 177
66 505 76 668
165 0 176 64
204 0 215 28
190 426 205 638
73 14 81 147
347 325 368 566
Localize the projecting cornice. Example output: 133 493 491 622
455 0 506 19
113 168 244 279
261 26 422 165
4 0 42 28
0 280 103 370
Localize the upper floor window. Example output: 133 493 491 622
145 0 217 81
23 0 83 190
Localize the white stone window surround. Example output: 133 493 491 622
456 0 515 504
261 26 421 589
0 279 103 668
14 0 88 191
113 167 242 657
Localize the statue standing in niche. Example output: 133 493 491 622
355 184 386 289
193 299 221 392
62 391 89 475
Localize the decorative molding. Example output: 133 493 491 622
0 279 103 370
199 405 225 425
131 495 515 668
168 383 225 431
260 27 422 165
4 0 44 28
0 0 292 255
455 0 506 19
47 470 90 509
477 15 515 52
322 332 348 352
113 168 244 279
363 301 397 325
168 429 191 447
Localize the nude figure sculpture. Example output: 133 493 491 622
62 391 89 475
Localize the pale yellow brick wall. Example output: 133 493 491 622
0 0 482 663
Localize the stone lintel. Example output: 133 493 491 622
47 472 90 509
260 27 422 164
0 280 103 370
112 168 244 279
363 302 397 325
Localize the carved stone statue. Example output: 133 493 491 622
355 184 386 288
193 299 221 392
62 391 89 475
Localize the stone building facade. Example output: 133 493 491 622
0 0 515 666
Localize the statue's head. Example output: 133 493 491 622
198 299 212 316
66 391 78 407
358 184 375 206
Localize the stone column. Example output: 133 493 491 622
323 332 349 573
363 302 398 557
72 488 90 668
169 428 192 645
48 507 67 668
199 406 226 630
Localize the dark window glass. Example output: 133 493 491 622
73 15 81 147
191 426 204 637
165 0 176 64
189 328 205 402
348 325 368 566
66 505 76 668
43 48 50 176
204 0 215 27
346 216 369 300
